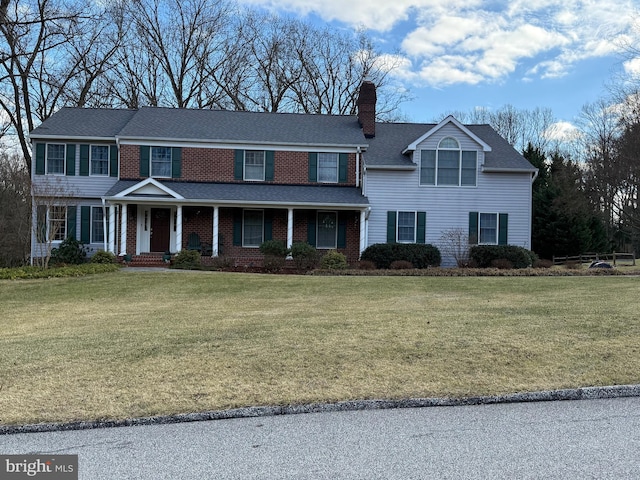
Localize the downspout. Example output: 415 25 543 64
356 146 361 188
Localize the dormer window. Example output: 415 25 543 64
420 137 477 187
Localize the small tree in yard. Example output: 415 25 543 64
439 228 470 267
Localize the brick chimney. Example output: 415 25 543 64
357 79 376 138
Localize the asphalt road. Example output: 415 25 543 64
1 397 639 479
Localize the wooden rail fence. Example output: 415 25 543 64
552 252 636 266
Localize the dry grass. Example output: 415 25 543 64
1 271 639 425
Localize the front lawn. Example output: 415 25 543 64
1 271 639 425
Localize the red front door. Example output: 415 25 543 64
150 208 171 252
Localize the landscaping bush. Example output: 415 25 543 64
534 259 554 269
360 243 441 269
262 255 286 273
90 250 117 264
50 237 86 265
290 241 319 271
390 260 414 269
172 249 202 270
469 245 537 269
490 258 514 270
209 255 234 271
357 260 376 270
320 250 348 270
259 239 289 258
0 264 120 280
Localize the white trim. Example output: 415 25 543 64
89 144 110 177
45 143 66 176
113 178 184 199
364 165 416 171
403 115 492 154
243 150 266 182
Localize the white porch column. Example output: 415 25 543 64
119 203 127 256
359 209 367 257
287 208 294 256
108 203 116 254
212 206 219 257
176 205 183 253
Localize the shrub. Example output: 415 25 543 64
534 259 553 269
262 255 286 273
90 250 117 264
259 240 289 258
357 259 376 270
172 249 202 270
50 237 86 265
209 255 234 270
491 258 514 270
469 245 536 269
390 260 414 269
290 242 319 271
320 250 348 270
360 243 441 269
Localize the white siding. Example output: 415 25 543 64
364 124 533 266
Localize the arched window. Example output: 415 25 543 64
420 137 477 186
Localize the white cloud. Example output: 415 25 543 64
236 0 640 88
544 121 581 142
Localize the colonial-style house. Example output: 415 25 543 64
29 81 537 267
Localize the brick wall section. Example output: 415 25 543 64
120 144 357 186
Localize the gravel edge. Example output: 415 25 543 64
2 384 639 435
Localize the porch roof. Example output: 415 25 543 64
105 180 369 208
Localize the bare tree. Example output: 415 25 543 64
0 151 30 266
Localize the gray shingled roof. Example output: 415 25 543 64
118 107 367 147
106 181 369 207
30 106 534 172
29 108 137 138
365 122 536 172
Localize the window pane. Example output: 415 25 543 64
243 210 263 246
420 150 436 185
92 207 104 243
397 211 415 242
244 151 265 181
47 144 65 174
461 151 477 186
49 206 66 241
438 150 459 185
479 213 497 244
318 153 338 183
151 147 172 177
439 137 459 149
317 212 337 248
91 145 109 175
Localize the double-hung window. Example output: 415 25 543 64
469 211 508 245
479 213 498 244
46 144 65 175
243 210 264 247
244 151 265 181
316 211 337 248
420 137 477 186
90 145 110 176
49 206 67 241
151 147 172 177
397 211 416 243
91 207 104 243
318 153 338 183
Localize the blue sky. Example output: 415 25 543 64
237 0 640 127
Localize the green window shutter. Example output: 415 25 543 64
36 205 47 242
337 213 347 248
499 213 509 245
140 146 150 177
234 150 244 180
80 206 91 243
67 206 77 240
308 153 317 182
66 144 76 176
110 145 118 177
265 151 275 181
387 211 397 243
307 213 316 246
264 211 273 241
79 144 89 176
233 210 242 246
338 153 348 183
469 212 479 245
171 147 182 178
35 143 45 175
417 211 426 244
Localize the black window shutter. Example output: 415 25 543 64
234 150 244 180
307 213 316 246
468 212 479 245
80 206 91 243
499 213 509 245
172 147 182 178
337 213 347 248
110 145 118 177
79 145 89 176
338 153 348 183
417 212 426 244
233 210 242 246
66 144 76 176
264 211 273 241
265 151 275 181
140 146 150 177
308 153 317 182
67 206 77 240
387 211 397 243
36 205 47 242
35 143 45 175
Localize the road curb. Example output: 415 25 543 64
2 384 639 435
